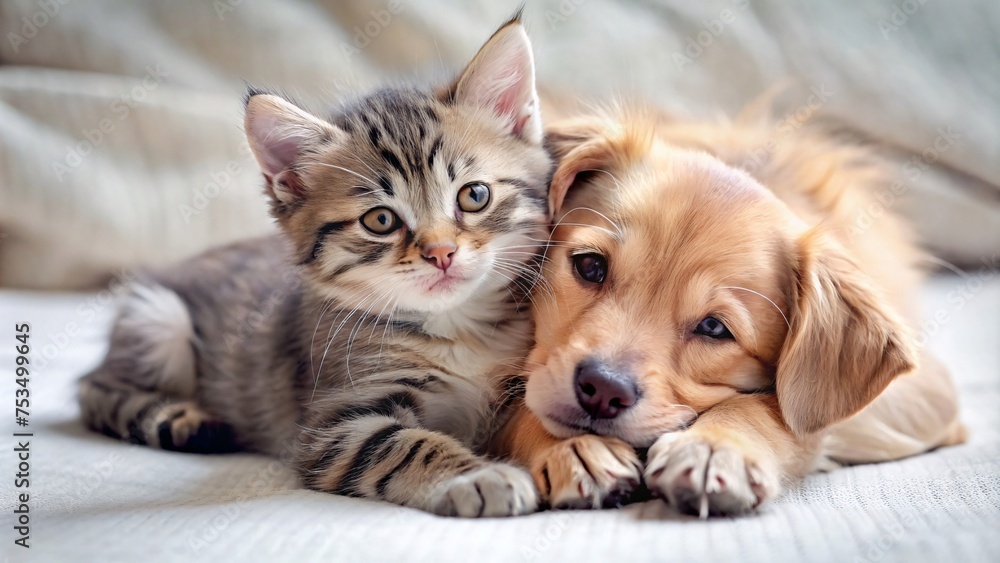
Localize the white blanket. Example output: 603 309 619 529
1 274 998 562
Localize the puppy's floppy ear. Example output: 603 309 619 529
244 89 342 207
777 229 918 435
544 117 617 219
544 114 653 220
440 10 542 144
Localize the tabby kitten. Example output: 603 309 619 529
78 17 552 517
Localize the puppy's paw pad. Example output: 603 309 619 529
645 433 778 517
534 434 641 510
431 463 538 518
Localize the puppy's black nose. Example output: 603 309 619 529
574 357 638 419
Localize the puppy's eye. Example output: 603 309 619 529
457 182 491 212
694 317 734 339
361 207 402 235
573 253 607 284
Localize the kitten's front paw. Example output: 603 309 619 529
644 432 780 517
533 434 642 509
155 401 237 454
430 463 538 517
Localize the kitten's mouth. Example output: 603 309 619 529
424 271 470 294
427 276 459 292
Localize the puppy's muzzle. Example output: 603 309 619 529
574 357 638 419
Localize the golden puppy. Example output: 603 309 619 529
492 110 966 516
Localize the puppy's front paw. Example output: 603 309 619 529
430 462 538 517
644 432 780 517
533 434 641 509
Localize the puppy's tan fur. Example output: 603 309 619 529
493 110 966 515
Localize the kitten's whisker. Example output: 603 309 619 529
373 292 402 372
487 267 541 308
348 155 381 179
492 259 541 281
312 162 380 188
487 268 528 312
310 286 377 402
344 291 391 389
493 258 553 297
309 298 336 383
315 287 383 395
367 285 400 348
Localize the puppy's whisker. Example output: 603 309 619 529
922 255 969 277
718 286 791 329
549 217 620 240
560 204 624 240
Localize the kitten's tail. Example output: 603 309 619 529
78 283 237 453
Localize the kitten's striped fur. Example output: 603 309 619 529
78 17 552 516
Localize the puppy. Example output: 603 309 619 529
493 110 967 516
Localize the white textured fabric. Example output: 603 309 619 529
1 0 999 289
0 274 997 562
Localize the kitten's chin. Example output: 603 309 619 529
403 277 483 314
397 265 499 314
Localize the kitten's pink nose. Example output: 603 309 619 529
421 243 457 272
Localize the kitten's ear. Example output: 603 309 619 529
446 13 542 144
244 89 340 205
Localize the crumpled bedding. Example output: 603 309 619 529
1 0 998 289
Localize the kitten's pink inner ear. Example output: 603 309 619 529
248 114 305 179
245 95 322 178
244 94 341 204
455 24 541 143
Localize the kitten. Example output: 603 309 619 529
78 16 552 517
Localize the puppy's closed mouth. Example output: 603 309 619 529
542 404 616 434
543 407 700 448
547 412 599 434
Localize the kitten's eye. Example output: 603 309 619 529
457 182 491 212
694 317 734 339
573 253 607 285
361 207 402 235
